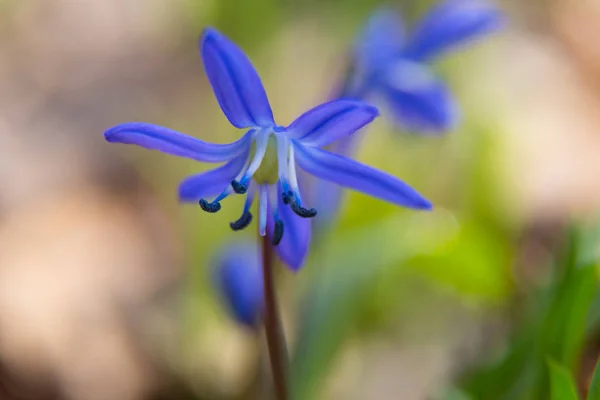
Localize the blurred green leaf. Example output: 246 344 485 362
290 210 458 400
461 224 599 400
548 359 580 400
438 387 475 400
578 214 600 333
183 0 282 48
461 332 541 400
588 357 600 400
575 216 600 267
290 259 377 400
214 0 282 47
541 228 598 370
408 218 513 303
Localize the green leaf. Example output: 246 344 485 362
407 219 513 303
542 227 598 370
290 261 376 400
548 359 580 400
438 387 475 400
587 357 600 400
290 211 458 400
460 224 598 400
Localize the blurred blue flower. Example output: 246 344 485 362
104 28 432 269
312 0 502 230
340 0 503 133
214 241 263 328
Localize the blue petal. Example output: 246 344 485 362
214 241 263 328
178 151 249 202
293 143 432 210
285 100 379 147
355 8 406 72
379 61 458 133
268 185 311 271
403 0 503 62
201 28 275 129
105 123 253 162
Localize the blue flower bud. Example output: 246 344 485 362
213 241 264 328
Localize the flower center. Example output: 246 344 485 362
252 135 279 184
199 128 317 241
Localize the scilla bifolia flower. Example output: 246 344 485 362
104 28 431 269
214 241 263 328
340 0 503 133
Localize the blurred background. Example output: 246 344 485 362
2 0 600 399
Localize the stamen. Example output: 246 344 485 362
258 185 268 236
276 136 291 193
288 145 301 194
237 129 270 190
272 219 284 246
281 190 317 218
199 199 221 213
230 182 257 231
230 211 253 231
231 179 247 194
281 145 317 217
199 187 233 214
268 185 284 245
282 190 293 205
229 147 252 194
290 202 318 218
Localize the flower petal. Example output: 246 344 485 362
285 100 379 147
355 8 405 72
105 123 253 162
213 240 263 328
379 61 458 133
403 0 503 62
178 151 249 202
294 143 432 210
336 9 405 99
268 185 311 271
201 28 274 129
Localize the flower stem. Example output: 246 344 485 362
261 234 288 400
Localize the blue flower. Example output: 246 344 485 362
104 28 432 269
213 241 263 328
340 0 503 133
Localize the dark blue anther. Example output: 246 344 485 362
272 219 284 246
199 199 221 213
282 191 293 205
231 180 248 194
282 190 317 218
290 202 318 218
230 211 253 231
